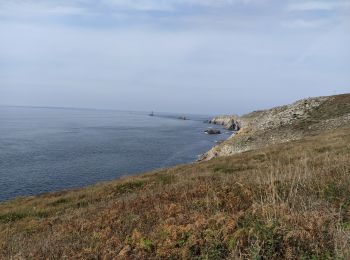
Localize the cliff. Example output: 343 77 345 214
201 94 350 160
208 114 241 131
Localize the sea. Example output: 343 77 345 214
0 106 230 201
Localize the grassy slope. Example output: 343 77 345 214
0 126 349 259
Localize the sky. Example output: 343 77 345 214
0 0 349 115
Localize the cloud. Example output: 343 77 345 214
281 19 331 29
287 1 350 11
104 0 260 11
101 0 174 11
0 0 263 17
0 0 273 31
0 1 87 17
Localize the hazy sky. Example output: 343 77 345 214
0 0 349 114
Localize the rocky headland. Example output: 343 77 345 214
200 94 350 160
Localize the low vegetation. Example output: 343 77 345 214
1 126 349 259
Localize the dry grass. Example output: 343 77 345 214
1 127 350 259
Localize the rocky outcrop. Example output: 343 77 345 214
204 129 221 135
208 115 241 131
200 94 350 161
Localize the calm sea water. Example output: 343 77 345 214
0 107 230 201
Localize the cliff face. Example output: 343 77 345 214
201 94 350 160
208 115 241 131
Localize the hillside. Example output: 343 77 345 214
201 94 350 160
1 94 350 259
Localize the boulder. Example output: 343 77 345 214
205 129 221 135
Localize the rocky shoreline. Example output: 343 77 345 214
199 94 350 161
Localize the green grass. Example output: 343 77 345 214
114 180 147 194
0 211 28 224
